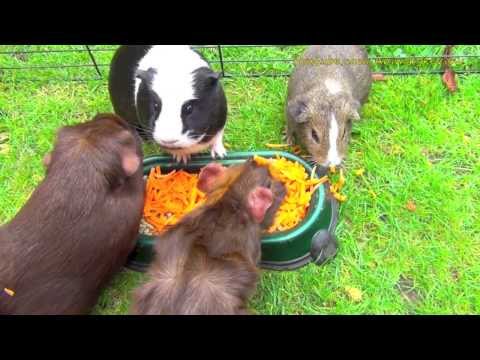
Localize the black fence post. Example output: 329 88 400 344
85 45 102 79
217 45 226 78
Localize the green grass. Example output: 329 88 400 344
1 46 479 314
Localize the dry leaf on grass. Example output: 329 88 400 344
442 68 458 93
406 200 417 212
372 73 387 81
345 286 363 302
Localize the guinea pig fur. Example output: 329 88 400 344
0 114 145 315
286 45 372 168
108 45 228 164
131 159 286 315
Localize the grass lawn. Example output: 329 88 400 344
0 45 479 314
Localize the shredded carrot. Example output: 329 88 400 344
143 156 328 235
253 155 327 233
3 288 14 297
143 167 206 234
328 167 347 202
265 143 290 149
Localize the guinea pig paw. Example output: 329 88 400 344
211 143 227 159
175 154 190 164
173 153 184 163
183 154 191 164
283 132 294 146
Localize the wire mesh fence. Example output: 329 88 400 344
1 45 480 83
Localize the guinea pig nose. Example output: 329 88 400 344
315 165 329 177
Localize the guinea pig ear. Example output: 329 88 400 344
287 99 309 123
206 71 222 87
121 150 141 177
348 99 361 121
135 69 149 81
198 162 226 193
247 186 274 223
135 67 156 83
338 96 361 121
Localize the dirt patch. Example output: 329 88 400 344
396 275 421 306
12 52 28 62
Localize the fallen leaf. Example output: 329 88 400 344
224 142 232 149
442 68 458 93
406 200 417 212
345 286 363 302
369 190 377 199
372 73 387 81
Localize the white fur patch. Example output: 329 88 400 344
134 45 209 148
325 78 342 95
326 113 341 166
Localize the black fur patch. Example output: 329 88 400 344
135 68 161 139
183 67 227 143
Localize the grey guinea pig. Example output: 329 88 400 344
286 45 372 168
108 45 228 164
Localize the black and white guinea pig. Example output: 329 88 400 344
108 45 228 163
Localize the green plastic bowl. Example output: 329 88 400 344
126 151 339 272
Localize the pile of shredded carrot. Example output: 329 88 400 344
253 155 327 233
143 167 206 234
143 156 329 235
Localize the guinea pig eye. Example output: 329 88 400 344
182 102 194 116
311 128 320 143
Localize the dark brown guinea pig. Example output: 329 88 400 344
0 113 145 315
131 159 286 315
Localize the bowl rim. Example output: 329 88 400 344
140 150 327 242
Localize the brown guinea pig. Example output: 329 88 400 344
131 159 286 315
0 113 145 315
286 45 372 168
